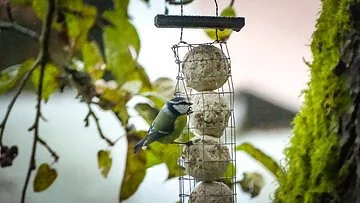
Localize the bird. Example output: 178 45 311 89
134 96 193 153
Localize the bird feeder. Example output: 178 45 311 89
155 1 244 202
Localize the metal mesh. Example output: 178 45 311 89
173 41 237 203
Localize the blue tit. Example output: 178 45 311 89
134 96 193 153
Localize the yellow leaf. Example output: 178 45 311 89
97 150 112 178
82 41 105 80
0 59 34 95
31 63 61 102
135 103 159 125
238 172 265 198
119 132 147 201
236 142 284 180
205 6 237 41
33 163 57 192
222 162 236 187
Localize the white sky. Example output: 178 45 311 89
130 0 321 110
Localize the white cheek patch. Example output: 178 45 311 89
174 104 189 114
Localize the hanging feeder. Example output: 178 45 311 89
155 1 245 203
155 14 245 31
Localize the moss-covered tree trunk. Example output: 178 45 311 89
275 0 360 202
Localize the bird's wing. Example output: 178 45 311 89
143 126 170 146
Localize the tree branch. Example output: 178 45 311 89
230 0 235 7
0 21 39 41
84 104 115 146
21 0 56 202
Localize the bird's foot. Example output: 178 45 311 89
170 141 194 146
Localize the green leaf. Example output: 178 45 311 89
103 11 141 86
0 59 34 95
236 142 284 180
99 86 130 126
113 0 130 18
238 172 265 198
99 88 129 110
135 103 159 125
82 41 105 80
146 142 180 179
152 77 175 100
31 0 48 20
121 81 142 95
145 151 162 169
205 6 236 41
116 105 130 127
31 63 61 102
163 144 181 179
145 142 163 168
33 163 58 192
174 130 195 143
97 150 112 178
99 89 132 126
222 162 236 187
131 63 152 92
144 94 166 109
120 131 147 201
64 4 97 50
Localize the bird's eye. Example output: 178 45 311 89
187 107 193 115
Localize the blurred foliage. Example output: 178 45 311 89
0 59 33 94
222 162 236 188
120 132 147 201
205 5 236 41
236 142 284 180
31 63 61 102
238 172 265 198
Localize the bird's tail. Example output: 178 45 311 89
134 138 146 153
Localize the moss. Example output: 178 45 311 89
274 0 359 202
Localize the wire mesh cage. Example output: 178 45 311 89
173 41 237 203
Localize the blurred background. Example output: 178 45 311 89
0 0 320 202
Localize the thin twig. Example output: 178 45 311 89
37 137 59 162
0 59 40 147
21 0 56 202
230 0 235 7
0 21 39 41
85 104 115 146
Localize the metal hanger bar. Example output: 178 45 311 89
154 14 245 32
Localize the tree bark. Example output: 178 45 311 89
275 1 360 203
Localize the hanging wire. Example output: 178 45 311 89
214 0 219 41
180 0 184 42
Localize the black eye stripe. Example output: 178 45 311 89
169 100 192 105
176 101 192 105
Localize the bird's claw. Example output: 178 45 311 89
171 141 194 146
